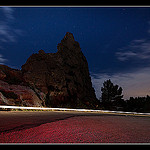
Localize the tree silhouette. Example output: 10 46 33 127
101 79 123 105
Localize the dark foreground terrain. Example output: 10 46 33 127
0 111 150 143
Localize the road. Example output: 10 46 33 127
0 111 150 143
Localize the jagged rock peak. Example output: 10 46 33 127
57 32 81 52
63 32 75 42
21 32 98 108
38 49 45 54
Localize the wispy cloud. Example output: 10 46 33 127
0 23 17 43
1 7 14 20
0 54 7 64
116 39 150 61
0 7 24 46
91 67 150 100
116 21 150 62
0 7 23 65
94 21 150 100
0 7 19 45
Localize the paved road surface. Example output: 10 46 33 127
0 111 150 143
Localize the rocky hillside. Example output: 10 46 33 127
0 65 45 107
0 32 99 109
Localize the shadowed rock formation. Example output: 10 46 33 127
0 65 44 107
0 32 98 109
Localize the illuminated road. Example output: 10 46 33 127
0 111 150 143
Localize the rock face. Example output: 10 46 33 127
0 32 98 109
21 32 98 108
0 65 45 107
0 80 44 107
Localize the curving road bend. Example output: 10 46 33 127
0 111 150 143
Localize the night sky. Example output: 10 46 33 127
1 6 150 99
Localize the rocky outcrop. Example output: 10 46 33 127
0 65 45 107
21 32 98 108
0 65 23 85
0 80 44 107
0 32 98 109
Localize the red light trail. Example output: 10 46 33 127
0 114 150 143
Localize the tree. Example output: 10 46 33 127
101 79 123 104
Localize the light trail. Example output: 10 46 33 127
0 105 150 116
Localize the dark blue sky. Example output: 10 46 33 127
1 6 150 99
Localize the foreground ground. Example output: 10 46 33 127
0 111 150 143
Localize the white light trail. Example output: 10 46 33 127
0 105 150 116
